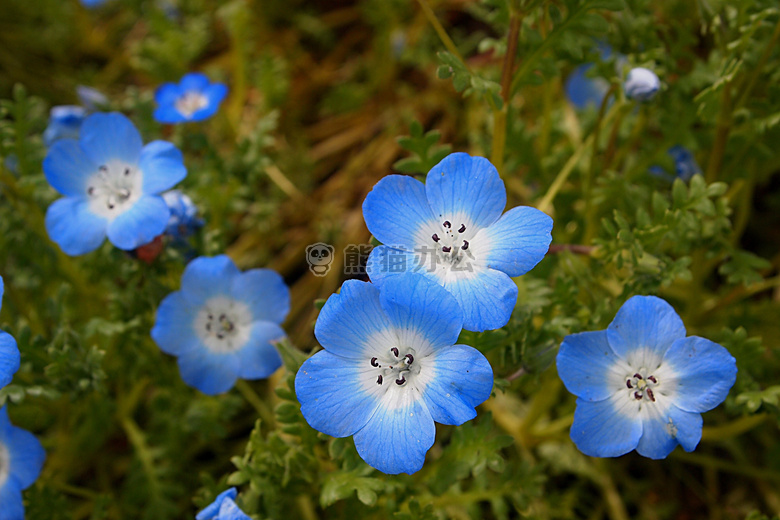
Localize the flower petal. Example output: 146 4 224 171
45 197 107 255
106 196 169 250
196 488 237 520
190 83 228 121
295 351 383 438
419 344 493 426
5 431 46 489
365 246 420 284
43 139 98 197
378 273 463 354
471 206 552 277
660 336 737 413
217 498 251 520
0 332 20 388
151 291 200 356
353 390 435 474
425 153 506 230
636 403 702 459
606 295 686 361
363 175 435 249
179 72 211 92
0 478 24 520
139 140 187 194
234 322 284 379
79 113 143 166
231 269 289 325
154 82 182 107
181 255 240 301
570 393 642 457
557 331 626 402
441 267 518 332
314 280 396 359
177 350 240 395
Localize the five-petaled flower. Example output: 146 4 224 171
363 153 553 332
43 112 187 255
162 189 203 240
295 274 494 474
0 406 46 520
151 255 289 395
0 277 21 389
556 295 737 459
196 488 251 520
154 73 228 124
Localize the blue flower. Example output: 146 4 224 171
161 190 203 239
565 64 611 109
151 255 289 395
196 488 251 520
0 406 46 520
154 73 228 124
76 86 109 112
0 277 21 389
295 274 494 474
43 112 187 255
43 106 87 148
649 145 702 183
624 67 660 101
363 153 553 332
81 0 108 7
556 295 737 459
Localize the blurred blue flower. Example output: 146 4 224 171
363 152 553 332
0 406 46 520
625 67 660 101
3 155 19 176
162 190 203 239
76 86 109 112
152 255 289 395
43 112 187 255
43 105 87 148
81 0 108 7
295 274 494 474
649 145 702 182
556 295 737 459
0 277 21 389
196 488 251 520
154 73 228 124
565 64 611 109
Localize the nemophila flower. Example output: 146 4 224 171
363 153 553 332
0 277 21 389
43 112 187 255
556 295 737 459
196 488 251 520
565 64 611 109
0 406 46 520
154 73 228 124
76 86 109 112
295 274 494 475
649 145 702 183
81 0 108 7
43 105 87 148
624 67 660 101
151 255 288 395
162 189 203 239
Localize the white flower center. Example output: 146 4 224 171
86 160 143 220
414 218 478 276
625 369 660 403
0 441 9 489
175 91 208 118
369 346 421 387
195 296 252 353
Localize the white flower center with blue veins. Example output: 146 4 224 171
175 91 208 118
195 296 252 354
610 347 676 412
415 214 482 281
0 441 9 489
86 160 144 219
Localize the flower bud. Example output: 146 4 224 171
624 67 660 101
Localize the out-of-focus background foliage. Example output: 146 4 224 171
1 0 780 518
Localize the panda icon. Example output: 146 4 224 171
306 243 335 276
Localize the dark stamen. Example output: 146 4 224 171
462 240 469 250
395 375 406 385
206 323 212 331
404 354 414 364
626 380 633 389
458 224 466 233
208 314 213 320
443 221 451 229
99 165 108 172
376 375 383 385
646 388 656 402
107 203 115 209
124 167 131 176
441 246 452 253
647 375 657 384
633 373 643 380
88 187 95 196
216 333 225 340
219 314 226 321
370 357 379 367
634 391 642 400
391 347 399 357
432 233 440 242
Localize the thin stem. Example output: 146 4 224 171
235 379 275 427
701 413 769 441
671 451 780 482
415 0 464 63
547 244 595 255
491 10 523 174
583 84 618 243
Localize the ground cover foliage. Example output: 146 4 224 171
1 0 780 518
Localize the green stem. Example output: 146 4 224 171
583 84 618 243
235 379 275 427
701 413 769 441
121 416 163 503
415 0 464 63
671 451 780 481
491 10 523 174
